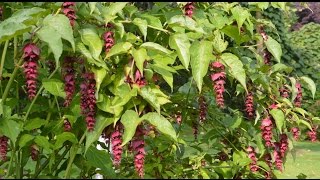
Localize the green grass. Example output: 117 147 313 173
278 141 320 179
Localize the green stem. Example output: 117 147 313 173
0 40 9 96
24 68 58 122
64 132 86 179
46 99 53 121
16 150 21 178
6 143 15 178
51 146 70 176
54 96 62 119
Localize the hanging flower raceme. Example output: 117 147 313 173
198 95 207 123
23 43 40 100
246 146 258 172
103 30 115 53
62 2 76 27
184 2 195 18
46 60 56 73
294 82 303 107
174 112 182 125
260 116 273 147
80 72 96 131
291 127 300 141
210 61 226 108
273 142 283 172
307 127 317 142
111 123 123 166
263 50 272 65
62 57 76 107
134 69 147 88
245 92 255 119
0 136 8 161
132 126 145 178
279 134 288 157
31 144 39 161
63 118 72 132
279 86 290 98
192 121 198 140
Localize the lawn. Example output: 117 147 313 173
278 141 320 179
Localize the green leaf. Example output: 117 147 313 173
105 42 132 58
140 42 172 54
289 77 298 102
190 40 213 92
91 67 107 99
169 33 191 70
139 86 160 113
89 2 97 14
221 53 247 93
35 136 52 152
150 63 174 91
300 76 316 99
42 14 75 51
132 48 148 76
142 112 177 141
42 78 66 98
37 26 63 64
85 115 114 153
80 28 103 61
140 14 163 29
264 36 282 63
24 118 47 131
85 146 116 177
270 109 285 133
133 18 148 41
231 6 250 32
76 42 106 68
0 118 23 144
233 151 251 166
114 22 125 38
212 30 228 54
168 15 205 33
107 2 128 16
120 110 142 146
270 63 293 74
19 134 34 149
299 119 312 131
248 2 270 10
293 107 307 118
54 132 78 150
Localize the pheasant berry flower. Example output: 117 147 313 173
245 92 255 119
132 126 145 178
23 43 40 100
273 142 283 172
184 2 195 18
103 31 115 53
291 127 300 141
62 57 76 107
0 136 8 161
31 144 39 161
198 95 207 123
111 123 123 166
279 86 290 98
307 127 317 142
62 2 76 27
210 61 226 108
63 118 72 132
294 82 303 107
247 146 258 172
279 134 288 157
260 116 273 147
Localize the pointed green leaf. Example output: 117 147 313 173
151 63 174 91
221 53 247 92
133 18 148 41
270 109 285 133
54 132 78 150
37 26 63 64
264 36 282 63
190 40 213 92
76 42 107 68
169 33 191 69
0 118 23 144
289 77 298 102
35 136 52 152
212 30 228 54
140 42 172 54
142 112 177 141
231 6 250 32
19 134 34 149
140 14 163 29
299 119 312 131
80 28 103 60
139 86 160 113
132 48 148 76
91 67 107 99
42 78 66 98
114 22 125 38
300 76 316 99
108 2 128 16
105 42 132 58
24 118 47 131
89 2 97 14
120 110 142 146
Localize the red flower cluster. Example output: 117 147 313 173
0 6 3 19
279 134 288 157
126 69 147 88
210 61 226 108
80 72 96 131
31 144 39 161
307 127 317 142
273 142 283 172
23 43 40 100
63 57 76 107
279 86 290 98
263 50 272 65
247 146 258 172
192 121 198 140
259 26 268 41
63 118 72 132
132 126 145 178
111 123 123 166
245 92 254 119
45 60 56 73
174 112 182 125
260 116 273 147
184 2 195 18
103 31 114 53
0 136 8 161
62 2 76 27
198 96 207 123
291 127 300 141
294 82 303 107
